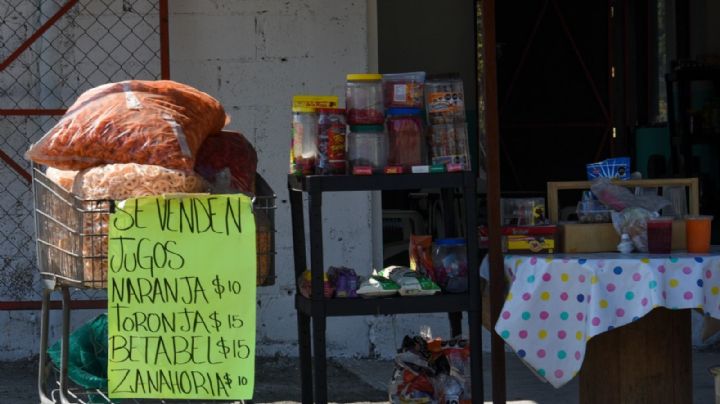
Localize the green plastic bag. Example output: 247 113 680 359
47 313 108 390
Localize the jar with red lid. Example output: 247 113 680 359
386 108 426 168
316 108 347 175
346 74 384 125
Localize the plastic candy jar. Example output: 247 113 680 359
291 106 318 175
346 74 384 125
432 238 468 293
347 125 388 174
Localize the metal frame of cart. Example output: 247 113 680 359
32 165 275 404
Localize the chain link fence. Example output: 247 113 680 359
0 0 164 304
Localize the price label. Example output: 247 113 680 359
107 195 256 400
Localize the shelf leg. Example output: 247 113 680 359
58 287 72 404
469 308 484 402
297 311 313 404
449 311 463 337
463 174 485 403
38 287 53 404
311 314 328 404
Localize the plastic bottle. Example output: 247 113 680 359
291 107 318 175
617 233 634 253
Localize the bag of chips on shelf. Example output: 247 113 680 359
328 266 359 298
356 272 400 298
379 266 440 296
409 235 434 279
297 270 334 298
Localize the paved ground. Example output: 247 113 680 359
2 350 719 403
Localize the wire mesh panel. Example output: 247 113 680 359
0 0 163 303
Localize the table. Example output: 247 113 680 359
482 250 720 389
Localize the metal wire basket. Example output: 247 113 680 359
254 174 277 286
32 165 276 289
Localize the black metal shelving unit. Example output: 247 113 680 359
288 172 483 404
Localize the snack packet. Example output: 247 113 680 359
356 273 400 298
379 266 440 296
297 270 334 298
410 235 434 279
328 266 359 298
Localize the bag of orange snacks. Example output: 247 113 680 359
26 80 229 171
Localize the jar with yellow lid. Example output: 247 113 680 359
346 73 384 125
290 106 318 175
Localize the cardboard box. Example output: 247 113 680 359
561 220 687 253
479 225 558 253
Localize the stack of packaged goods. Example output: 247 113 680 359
383 72 427 174
26 79 271 286
425 73 471 172
289 71 473 177
388 334 472 403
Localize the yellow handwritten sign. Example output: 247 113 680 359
107 195 256 400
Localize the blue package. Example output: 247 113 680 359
586 157 631 180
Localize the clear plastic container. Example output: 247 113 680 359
346 74 384 125
386 108 426 168
428 122 470 168
316 108 347 175
647 218 673 254
382 71 425 109
425 74 466 125
347 125 388 174
291 106 318 175
576 200 612 223
432 238 468 293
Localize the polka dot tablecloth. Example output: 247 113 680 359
486 251 720 388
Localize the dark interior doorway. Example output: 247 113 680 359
496 0 613 193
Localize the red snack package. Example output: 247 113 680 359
195 130 258 194
410 235 434 280
386 108 425 167
26 80 229 170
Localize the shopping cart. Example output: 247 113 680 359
32 164 274 404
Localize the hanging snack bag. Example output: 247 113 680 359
26 80 228 171
379 266 440 296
